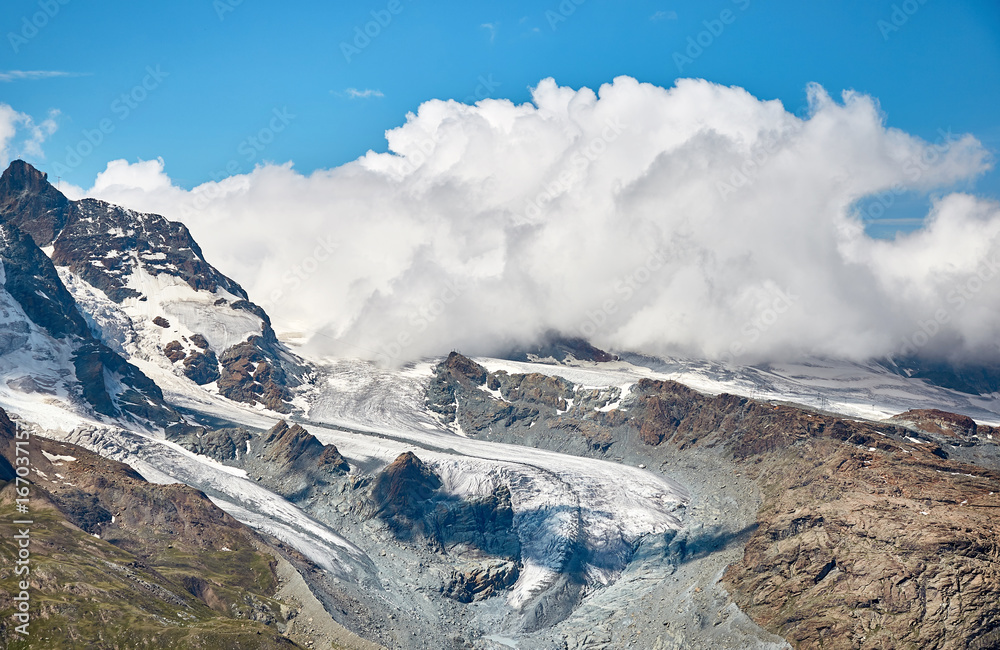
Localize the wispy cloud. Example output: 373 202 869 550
649 10 678 21
344 88 384 99
0 104 59 168
481 22 499 43
0 70 86 82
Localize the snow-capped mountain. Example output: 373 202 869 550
0 160 298 416
0 208 179 428
0 160 999 649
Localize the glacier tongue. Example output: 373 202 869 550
85 346 691 618
51 422 377 583
1 337 690 631
300 358 689 610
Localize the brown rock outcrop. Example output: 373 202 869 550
164 340 185 362
183 348 220 385
370 452 442 529
889 408 980 442
724 437 1000 649
218 338 292 412
261 420 350 475
442 560 520 603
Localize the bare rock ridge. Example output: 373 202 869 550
0 405 308 648
260 420 351 475
429 352 1000 649
0 160 300 415
427 351 575 433
167 419 350 503
888 408 985 443
0 160 245 301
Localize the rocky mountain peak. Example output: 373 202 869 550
0 160 300 415
370 452 442 523
0 159 71 247
0 159 49 192
441 352 489 385
0 160 249 303
261 419 348 472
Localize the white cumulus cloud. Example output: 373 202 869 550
71 77 999 367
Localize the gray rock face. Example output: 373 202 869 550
364 452 521 558
0 320 29 356
259 420 350 476
427 352 550 432
172 426 251 462
173 419 352 502
0 223 90 339
48 196 249 303
72 340 181 426
0 220 181 427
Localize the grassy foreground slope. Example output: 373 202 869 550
0 406 313 650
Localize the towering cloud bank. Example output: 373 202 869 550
66 77 997 365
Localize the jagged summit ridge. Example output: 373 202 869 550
0 160 247 301
0 160 300 414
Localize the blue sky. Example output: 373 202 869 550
1 0 999 237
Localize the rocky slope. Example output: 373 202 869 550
172 417 526 610
171 419 351 501
0 405 314 649
365 451 520 560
